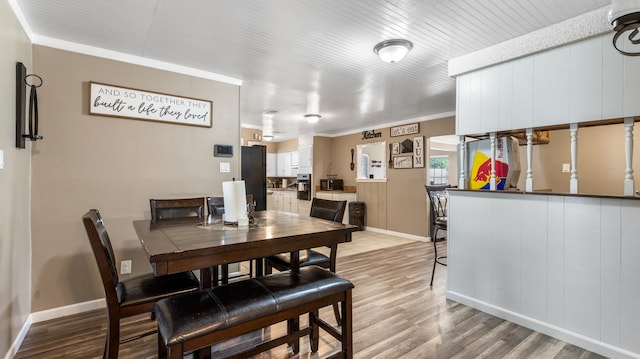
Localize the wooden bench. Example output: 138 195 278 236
152 265 354 359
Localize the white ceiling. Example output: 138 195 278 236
13 0 613 140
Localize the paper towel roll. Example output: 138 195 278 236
222 180 248 224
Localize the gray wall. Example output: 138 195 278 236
30 46 241 312
0 3 33 357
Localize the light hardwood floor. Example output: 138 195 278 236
15 231 605 359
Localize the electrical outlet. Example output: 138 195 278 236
120 260 132 274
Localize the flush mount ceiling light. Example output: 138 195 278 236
609 0 640 55
304 114 321 124
373 39 413 63
262 134 274 141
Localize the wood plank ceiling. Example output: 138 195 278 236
15 0 612 139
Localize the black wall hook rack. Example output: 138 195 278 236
16 62 44 148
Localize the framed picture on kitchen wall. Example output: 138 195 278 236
413 136 424 168
392 142 400 154
393 155 413 169
390 123 419 137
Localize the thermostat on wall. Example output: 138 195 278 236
214 144 233 157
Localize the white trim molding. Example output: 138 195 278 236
364 226 428 242
4 315 32 359
31 298 106 323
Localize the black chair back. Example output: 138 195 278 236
83 209 201 358
83 209 120 301
207 195 255 217
425 184 450 232
206 197 225 217
149 197 204 223
310 198 347 223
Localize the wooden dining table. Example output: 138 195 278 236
133 210 357 287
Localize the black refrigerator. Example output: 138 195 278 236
241 145 267 211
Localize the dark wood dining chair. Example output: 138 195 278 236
206 194 255 285
425 184 451 286
264 197 347 325
206 194 254 219
149 197 205 223
82 209 200 359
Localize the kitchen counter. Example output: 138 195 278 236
315 185 357 194
316 190 357 194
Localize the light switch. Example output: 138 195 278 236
562 163 570 173
0 149 4 169
220 162 230 173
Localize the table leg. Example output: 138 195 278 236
199 267 220 289
255 258 264 277
290 250 300 272
221 264 229 285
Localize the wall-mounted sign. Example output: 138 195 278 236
413 136 424 168
392 142 400 154
393 155 413 169
89 82 212 128
390 123 419 137
362 130 382 140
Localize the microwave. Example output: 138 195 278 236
320 179 343 191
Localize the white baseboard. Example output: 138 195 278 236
4 315 31 359
7 299 106 357
31 298 105 323
446 291 640 359
363 226 429 242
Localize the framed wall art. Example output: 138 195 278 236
390 123 419 137
413 136 424 168
89 82 212 128
392 142 400 154
393 155 413 169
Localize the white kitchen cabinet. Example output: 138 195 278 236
266 192 276 210
315 192 333 200
272 191 283 211
298 199 311 217
266 153 277 177
272 190 298 215
277 152 292 177
290 151 299 168
283 191 298 214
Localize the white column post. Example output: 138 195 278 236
458 135 466 189
570 123 578 194
525 128 534 192
490 132 497 190
624 117 635 196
